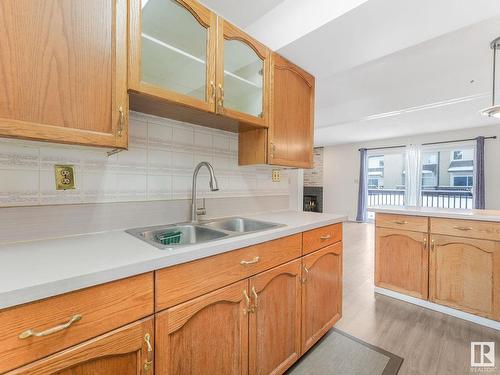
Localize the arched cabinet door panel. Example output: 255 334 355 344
129 0 217 112
248 259 302 375
155 280 249 375
301 243 343 353
216 18 270 128
429 234 500 320
375 227 429 299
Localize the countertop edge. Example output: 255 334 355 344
369 207 500 222
0 213 347 310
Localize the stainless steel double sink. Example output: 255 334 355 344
126 217 284 250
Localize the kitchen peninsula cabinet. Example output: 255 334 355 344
0 0 128 149
373 210 500 325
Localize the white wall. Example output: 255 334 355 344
323 125 500 221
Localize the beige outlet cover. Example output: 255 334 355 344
55 165 76 190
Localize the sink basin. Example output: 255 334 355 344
203 217 281 233
126 224 228 249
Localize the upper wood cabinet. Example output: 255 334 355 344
0 0 128 149
129 0 217 113
8 318 154 375
429 234 500 320
248 259 302 375
375 227 429 299
239 53 315 167
129 0 270 130
216 18 270 128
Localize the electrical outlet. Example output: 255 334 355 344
55 165 76 190
272 169 281 182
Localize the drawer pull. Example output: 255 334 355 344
240 256 260 265
393 220 408 225
453 226 473 231
251 286 259 309
18 314 82 339
423 236 428 249
320 234 332 241
144 333 153 372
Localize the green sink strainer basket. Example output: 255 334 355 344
155 230 182 245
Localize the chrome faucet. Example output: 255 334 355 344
191 162 219 223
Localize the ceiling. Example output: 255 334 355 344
201 0 500 146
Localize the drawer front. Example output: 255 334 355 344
303 223 342 254
431 218 500 241
376 213 428 232
155 234 302 311
0 273 154 374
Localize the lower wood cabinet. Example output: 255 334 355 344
430 234 500 320
155 280 249 375
249 259 302 375
301 243 343 353
375 227 429 299
7 317 154 375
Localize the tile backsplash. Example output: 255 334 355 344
0 112 290 207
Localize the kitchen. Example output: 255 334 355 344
0 1 500 375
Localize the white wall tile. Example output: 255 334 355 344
0 112 291 207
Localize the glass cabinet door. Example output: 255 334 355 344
130 0 216 111
217 19 270 127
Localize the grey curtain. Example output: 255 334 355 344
356 148 368 222
474 136 485 209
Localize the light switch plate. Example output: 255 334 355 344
272 169 281 182
55 165 76 190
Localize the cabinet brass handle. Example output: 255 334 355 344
251 286 258 309
243 289 253 314
19 314 82 339
320 234 332 241
270 142 276 158
143 333 153 371
240 256 260 265
118 106 125 137
217 84 224 108
453 226 473 231
210 81 215 102
393 220 408 225
423 236 428 249
302 265 310 284
431 239 435 252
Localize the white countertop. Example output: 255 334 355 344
0 210 346 310
369 206 500 221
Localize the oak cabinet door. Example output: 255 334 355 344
248 259 301 375
268 54 314 168
430 235 500 320
301 243 342 354
0 0 128 148
375 227 429 299
216 18 270 128
7 318 154 375
155 280 250 375
129 0 217 113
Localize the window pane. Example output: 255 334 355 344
421 147 474 209
367 153 406 207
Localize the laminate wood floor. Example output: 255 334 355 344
338 222 500 375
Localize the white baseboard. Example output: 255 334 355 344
374 287 500 331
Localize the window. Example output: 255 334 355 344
420 146 474 209
367 152 406 208
453 150 463 160
453 176 473 187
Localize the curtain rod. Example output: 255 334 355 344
358 136 497 152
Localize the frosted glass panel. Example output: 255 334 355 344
141 0 207 101
223 40 263 117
